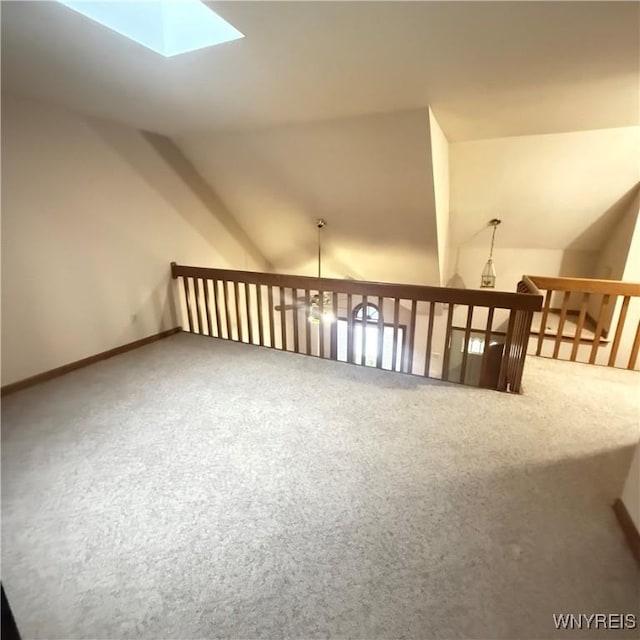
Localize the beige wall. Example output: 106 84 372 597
621 442 640 531
177 109 441 286
450 126 640 252
587 187 640 333
448 126 640 292
451 246 596 293
428 108 450 286
593 187 640 281
1 95 268 386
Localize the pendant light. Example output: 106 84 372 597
308 219 335 324
480 218 501 289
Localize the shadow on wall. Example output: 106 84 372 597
563 182 640 278
115 271 180 346
142 132 270 270
267 241 366 280
86 118 269 270
445 221 496 290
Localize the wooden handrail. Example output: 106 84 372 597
172 263 542 311
170 262 542 393
527 275 640 296
521 275 542 296
525 274 640 371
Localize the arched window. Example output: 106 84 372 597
337 301 403 370
353 302 381 323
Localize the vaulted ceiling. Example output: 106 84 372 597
2 1 638 140
176 109 442 284
2 1 639 287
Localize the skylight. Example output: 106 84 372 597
57 1 244 57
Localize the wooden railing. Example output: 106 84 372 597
171 263 543 393
524 275 640 370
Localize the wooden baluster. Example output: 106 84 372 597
570 292 590 361
628 320 640 370
202 278 213 337
460 305 474 385
536 289 552 355
479 307 495 388
318 291 325 358
232 281 242 342
196 278 206 334
347 294 354 363
361 295 368 365
399 307 407 373
512 310 534 393
441 303 455 382
507 311 520 384
279 286 287 351
608 296 630 367
392 298 400 372
424 301 435 377
497 311 517 391
182 276 194 333
245 284 254 345
212 280 223 338
589 294 611 364
552 290 571 359
304 289 311 354
223 281 233 340
256 284 264 346
330 292 338 360
376 296 384 369
292 288 300 353
406 300 417 375
267 286 275 348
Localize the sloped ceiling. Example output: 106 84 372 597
450 126 640 252
1 1 638 140
2 1 639 287
177 110 440 285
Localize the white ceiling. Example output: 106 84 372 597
2 1 638 141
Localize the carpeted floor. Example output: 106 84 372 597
2 332 639 639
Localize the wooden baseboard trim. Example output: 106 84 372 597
613 498 640 565
1 327 182 397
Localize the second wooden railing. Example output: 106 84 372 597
171 263 543 393
523 275 640 370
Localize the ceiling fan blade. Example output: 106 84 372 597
274 303 306 311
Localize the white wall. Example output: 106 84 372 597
593 187 639 282
449 126 640 291
528 190 640 369
428 108 450 286
450 126 640 250
450 246 596 293
621 442 640 531
1 95 268 385
588 187 640 333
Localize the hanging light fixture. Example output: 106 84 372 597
480 218 501 289
308 219 335 324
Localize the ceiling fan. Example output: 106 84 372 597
274 219 335 323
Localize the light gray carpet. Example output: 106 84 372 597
2 332 639 639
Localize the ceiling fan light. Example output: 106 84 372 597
322 310 336 323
